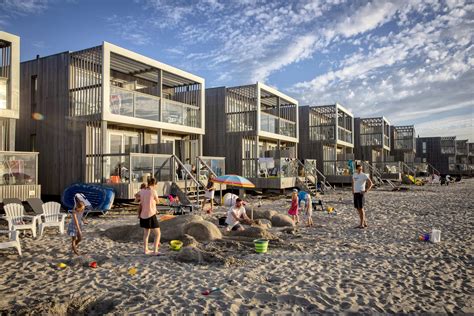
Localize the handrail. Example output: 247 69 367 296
197 156 218 178
172 154 204 207
296 159 313 190
426 162 440 175
172 155 203 187
401 162 416 175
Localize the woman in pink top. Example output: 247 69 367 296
137 178 161 255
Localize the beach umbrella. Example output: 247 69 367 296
212 175 255 188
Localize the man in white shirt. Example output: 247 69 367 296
352 164 373 229
225 198 251 231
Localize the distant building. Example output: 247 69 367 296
416 136 456 175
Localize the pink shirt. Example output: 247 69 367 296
139 188 158 219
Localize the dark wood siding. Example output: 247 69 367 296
18 54 86 196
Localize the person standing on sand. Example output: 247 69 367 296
137 178 161 255
202 175 216 214
352 164 373 229
288 189 299 224
68 196 86 256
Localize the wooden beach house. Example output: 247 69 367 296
415 136 456 175
0 31 40 201
455 139 469 175
204 83 299 191
468 142 474 175
18 42 214 202
354 116 391 163
353 116 404 181
298 104 354 184
391 125 416 162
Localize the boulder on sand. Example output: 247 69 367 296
160 215 203 241
183 220 222 242
271 214 294 227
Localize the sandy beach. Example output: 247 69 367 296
1 179 473 314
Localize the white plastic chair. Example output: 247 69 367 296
39 202 66 236
4 204 38 238
0 229 22 256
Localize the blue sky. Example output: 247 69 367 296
1 0 473 141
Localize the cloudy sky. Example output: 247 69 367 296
1 0 473 140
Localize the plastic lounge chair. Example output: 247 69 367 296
2 198 23 206
25 198 45 217
39 202 66 237
0 230 22 256
4 204 39 238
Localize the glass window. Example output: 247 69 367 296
109 135 122 154
0 153 38 185
131 156 153 183
422 142 427 154
124 135 140 153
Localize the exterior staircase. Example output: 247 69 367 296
172 155 206 209
362 161 397 189
297 159 334 194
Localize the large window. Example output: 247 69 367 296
0 152 38 185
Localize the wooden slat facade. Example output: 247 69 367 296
18 53 86 197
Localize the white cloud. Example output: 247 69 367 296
1 0 49 14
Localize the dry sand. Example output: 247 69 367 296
0 179 473 314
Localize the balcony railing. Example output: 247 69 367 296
196 156 225 181
323 160 354 176
337 127 352 144
279 119 296 138
260 112 296 138
0 151 38 185
110 86 200 128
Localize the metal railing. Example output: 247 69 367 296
172 154 204 207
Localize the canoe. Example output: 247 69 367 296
62 183 115 213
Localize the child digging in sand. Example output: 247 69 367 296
288 189 299 224
68 196 86 256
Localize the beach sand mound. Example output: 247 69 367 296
246 208 277 220
253 219 272 229
102 215 206 242
271 214 294 227
15 295 118 315
103 224 140 242
176 246 204 264
183 221 222 242
229 226 276 240
161 215 204 241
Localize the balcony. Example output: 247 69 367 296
260 112 296 138
110 86 200 128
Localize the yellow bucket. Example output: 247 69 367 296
170 240 183 251
254 239 269 254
